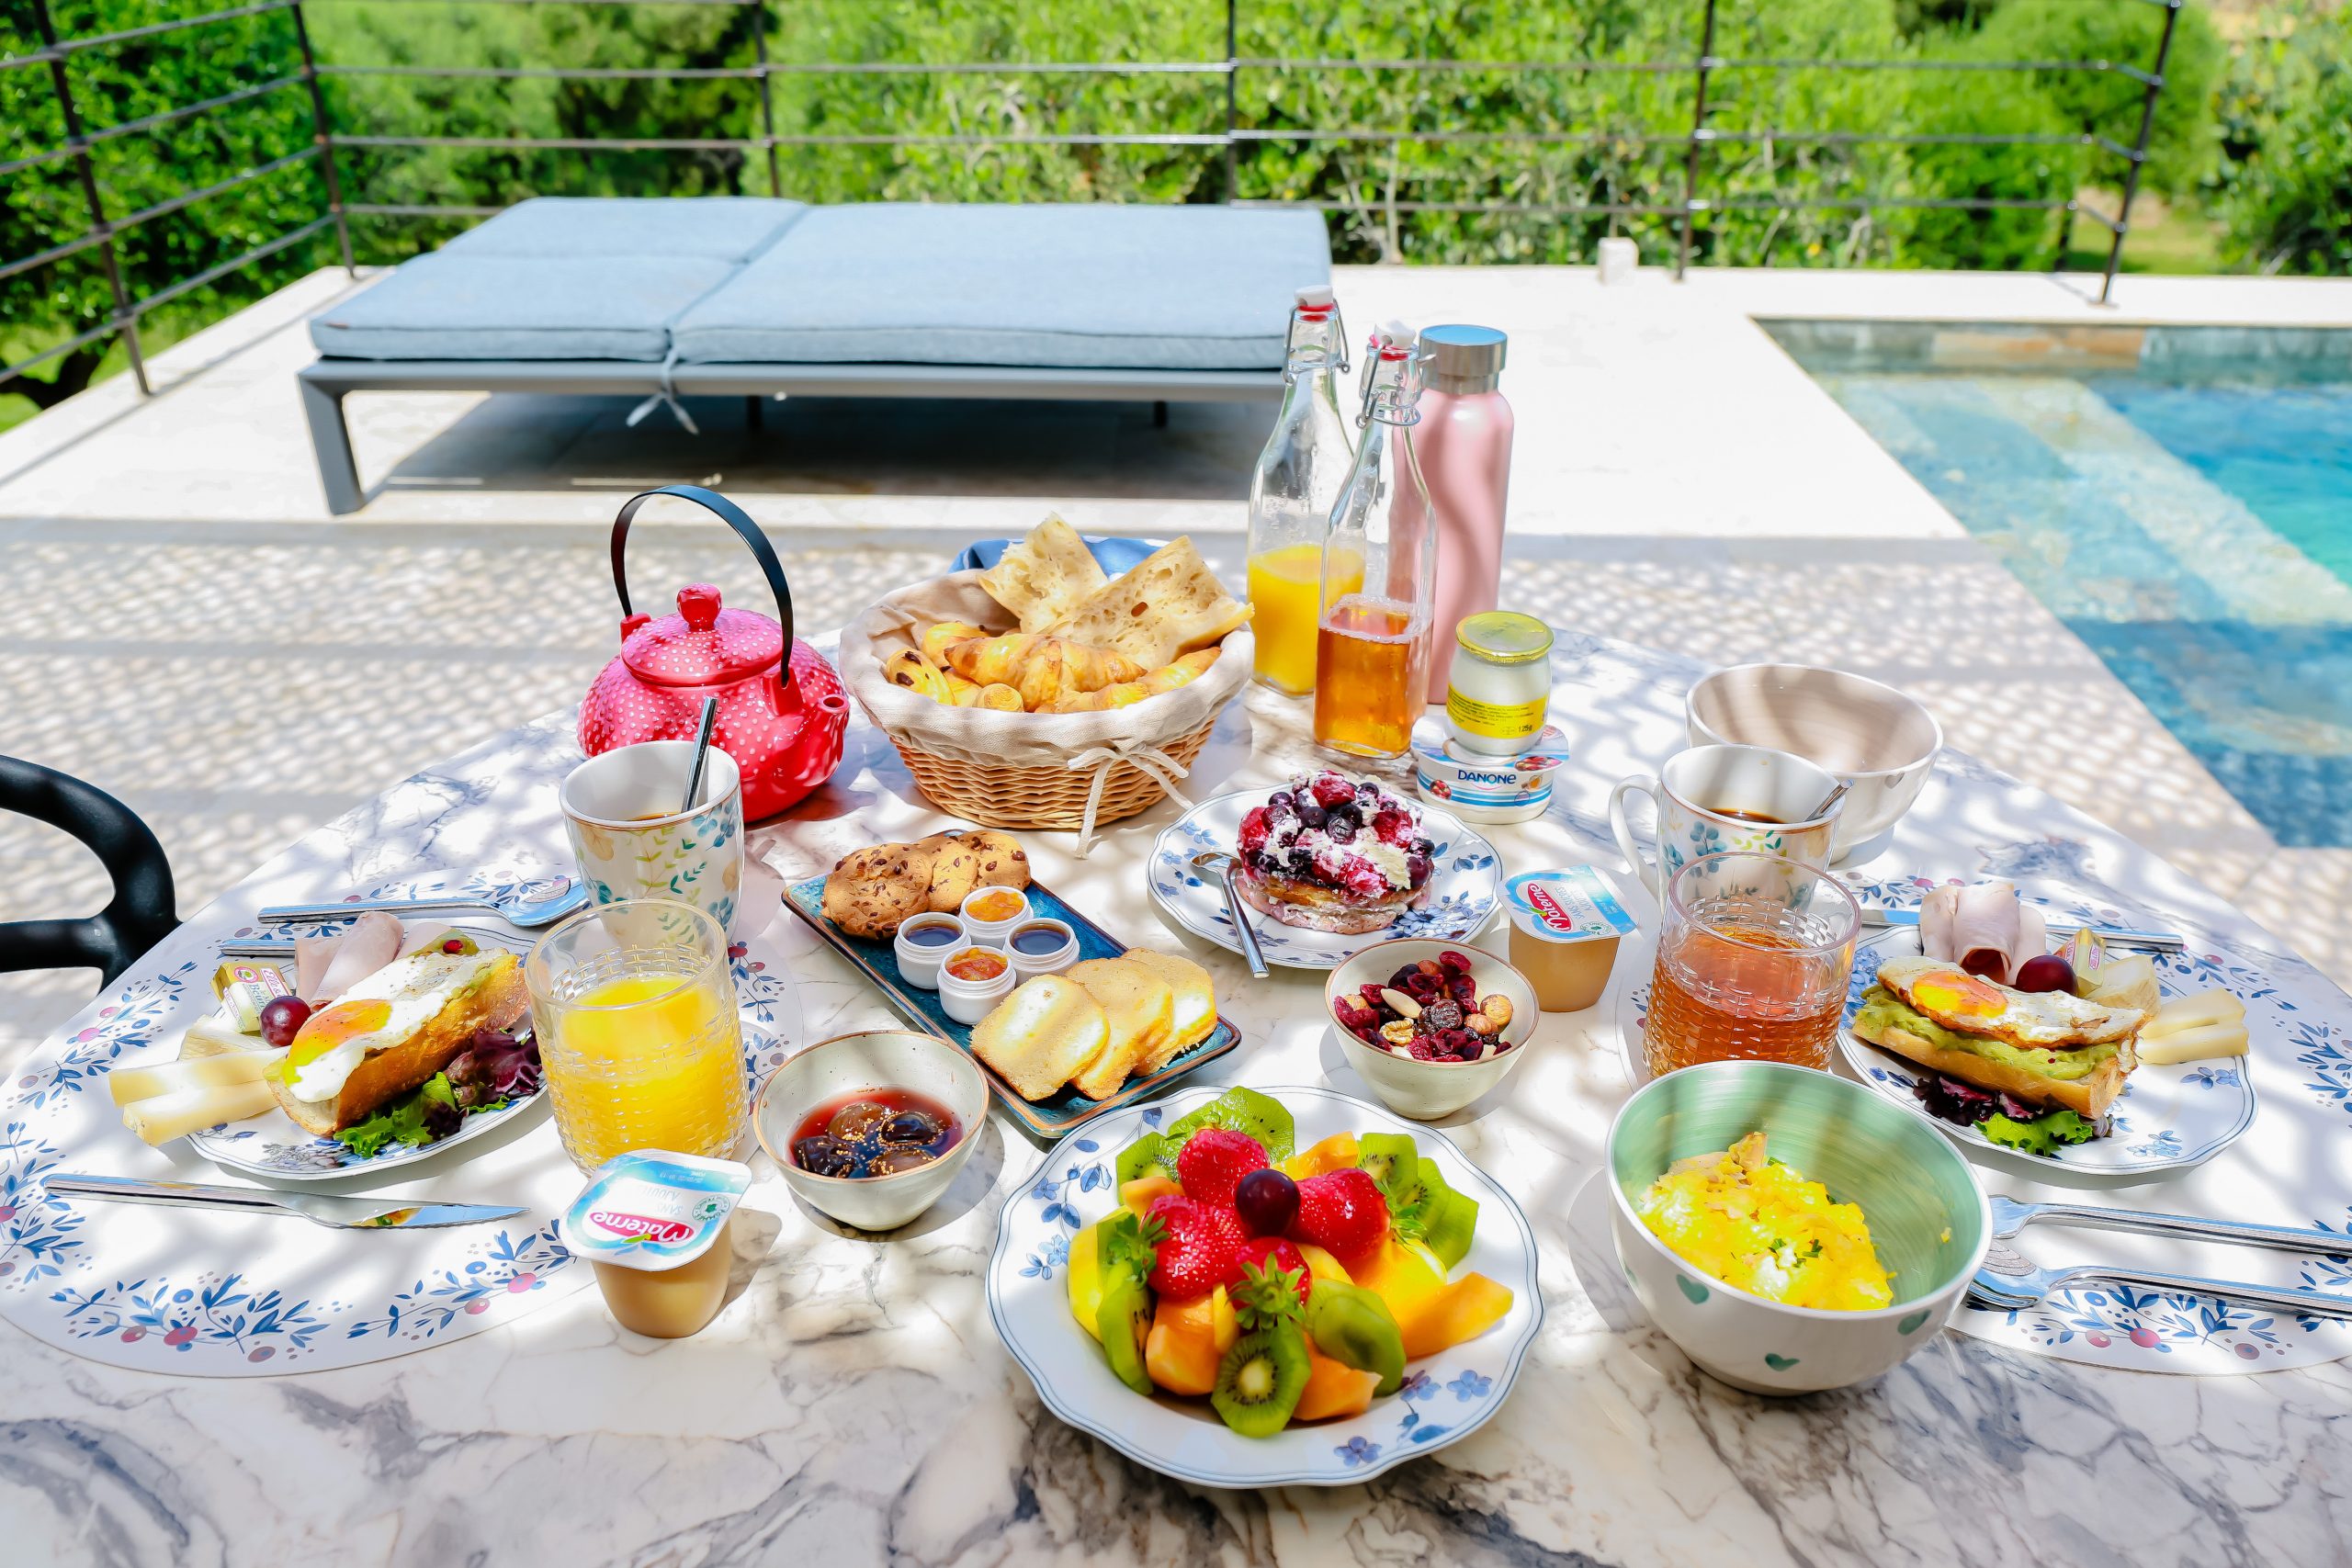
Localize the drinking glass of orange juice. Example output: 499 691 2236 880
1644 852 1860 1077
527 898 748 1169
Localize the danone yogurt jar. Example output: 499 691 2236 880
562 1150 752 1338
1410 721 1567 824
1505 866 1638 1012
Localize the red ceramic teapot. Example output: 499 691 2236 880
579 484 848 820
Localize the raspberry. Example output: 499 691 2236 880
1311 773 1357 808
1373 808 1412 846
1239 806 1271 855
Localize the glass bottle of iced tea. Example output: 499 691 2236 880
1313 322 1438 759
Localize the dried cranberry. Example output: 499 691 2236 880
1388 966 1420 990
1438 950 1474 972
1408 1040 1439 1061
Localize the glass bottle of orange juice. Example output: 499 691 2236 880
1313 322 1438 760
1245 287 1357 695
526 899 748 1170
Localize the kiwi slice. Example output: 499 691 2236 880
1164 1088 1295 1163
1115 1132 1176 1187
1306 1280 1407 1396
1416 1156 1479 1269
1357 1133 1437 1237
1096 1270 1155 1396
1210 1323 1311 1436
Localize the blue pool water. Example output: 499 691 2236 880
1792 335 2352 847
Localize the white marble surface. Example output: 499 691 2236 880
6 635 2352 1566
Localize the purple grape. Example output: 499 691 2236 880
1406 853 1433 886
1234 1168 1299 1237
257 995 311 1049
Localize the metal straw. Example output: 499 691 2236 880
680 696 718 813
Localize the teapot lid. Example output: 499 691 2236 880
621 583 783 686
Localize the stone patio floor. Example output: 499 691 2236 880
5 261 2348 1065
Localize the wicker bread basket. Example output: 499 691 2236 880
840 573 1253 851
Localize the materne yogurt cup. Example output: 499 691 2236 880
562 1150 751 1338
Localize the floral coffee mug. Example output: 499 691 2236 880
560 740 745 935
1609 743 1846 900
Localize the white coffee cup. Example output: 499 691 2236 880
560 741 746 935
1609 744 1846 900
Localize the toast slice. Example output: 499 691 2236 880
1066 957 1176 1100
1851 1008 2132 1121
1043 536 1251 669
971 975 1109 1101
978 515 1108 633
268 951 528 1136
1120 950 1217 1077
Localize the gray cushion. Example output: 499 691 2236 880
309 253 739 361
444 197 807 261
670 204 1329 370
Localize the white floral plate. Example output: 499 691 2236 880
1837 926 2258 1178
986 1084 1543 1487
186 922 546 1182
1147 795 1501 970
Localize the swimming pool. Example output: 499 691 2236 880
1770 321 2352 849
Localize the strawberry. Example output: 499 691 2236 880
1310 772 1358 808
1176 1127 1267 1208
1146 1193 1249 1299
1288 1168 1390 1268
1234 1237 1312 1309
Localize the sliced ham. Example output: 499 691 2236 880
1919 884 1962 964
1951 879 2029 985
312 910 404 1001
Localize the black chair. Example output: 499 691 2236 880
0 755 178 988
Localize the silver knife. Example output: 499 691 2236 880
47 1172 526 1230
1862 907 2185 952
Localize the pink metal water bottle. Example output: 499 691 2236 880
1415 325 1514 701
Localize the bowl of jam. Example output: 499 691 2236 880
754 1029 988 1230
1004 918 1078 979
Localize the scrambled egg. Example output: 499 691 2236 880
1634 1133 1894 1311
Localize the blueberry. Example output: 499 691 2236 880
1406 853 1433 885
1296 801 1327 829
1355 783 1380 805
1326 805 1360 834
1287 847 1316 875
1326 818 1357 843
1413 837 1434 855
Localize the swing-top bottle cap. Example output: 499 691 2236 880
1295 285 1335 310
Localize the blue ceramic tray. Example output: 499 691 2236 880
783 874 1240 1138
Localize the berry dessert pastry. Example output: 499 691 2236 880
1235 771 1437 934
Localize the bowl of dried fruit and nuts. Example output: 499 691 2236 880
1324 941 1537 1120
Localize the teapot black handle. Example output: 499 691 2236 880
610 484 794 653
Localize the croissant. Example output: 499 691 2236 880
1046 648 1220 712
944 634 1146 711
882 649 949 702
922 621 989 666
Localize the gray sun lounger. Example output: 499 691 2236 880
297 198 1332 513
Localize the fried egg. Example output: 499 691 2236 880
282 950 497 1102
1875 955 2142 1048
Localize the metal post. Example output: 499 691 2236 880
750 0 781 197
2099 0 2178 306
1222 0 1238 204
288 0 356 275
29 0 149 395
1676 0 1719 279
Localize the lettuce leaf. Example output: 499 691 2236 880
1983 1109 2097 1157
335 1074 461 1157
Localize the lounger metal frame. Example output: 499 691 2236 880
296 356 1284 514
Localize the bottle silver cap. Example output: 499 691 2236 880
1421 323 1507 393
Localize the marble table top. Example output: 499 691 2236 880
7 632 2350 1568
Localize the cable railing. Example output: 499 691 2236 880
1 0 2186 403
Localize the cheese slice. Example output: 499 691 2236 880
2143 987 2245 1040
2135 1021 2250 1066
109 1052 269 1105
181 1010 269 1059
120 1080 278 1145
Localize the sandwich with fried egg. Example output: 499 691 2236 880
267 948 530 1136
1850 954 2143 1122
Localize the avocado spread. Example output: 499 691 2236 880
1855 987 2119 1082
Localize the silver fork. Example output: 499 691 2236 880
1970 1240 2352 1318
1990 1194 2352 1257
258 877 586 929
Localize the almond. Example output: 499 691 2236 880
1379 987 1421 1019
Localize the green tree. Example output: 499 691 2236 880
2211 6 2352 275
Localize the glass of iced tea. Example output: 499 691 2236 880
1643 851 1860 1077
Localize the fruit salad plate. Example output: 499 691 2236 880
783 875 1241 1139
987 1084 1543 1488
1148 794 1501 970
1836 926 2258 1179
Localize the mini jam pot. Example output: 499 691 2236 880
957 886 1033 948
1004 918 1078 980
937 944 1016 1024
893 914 968 990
